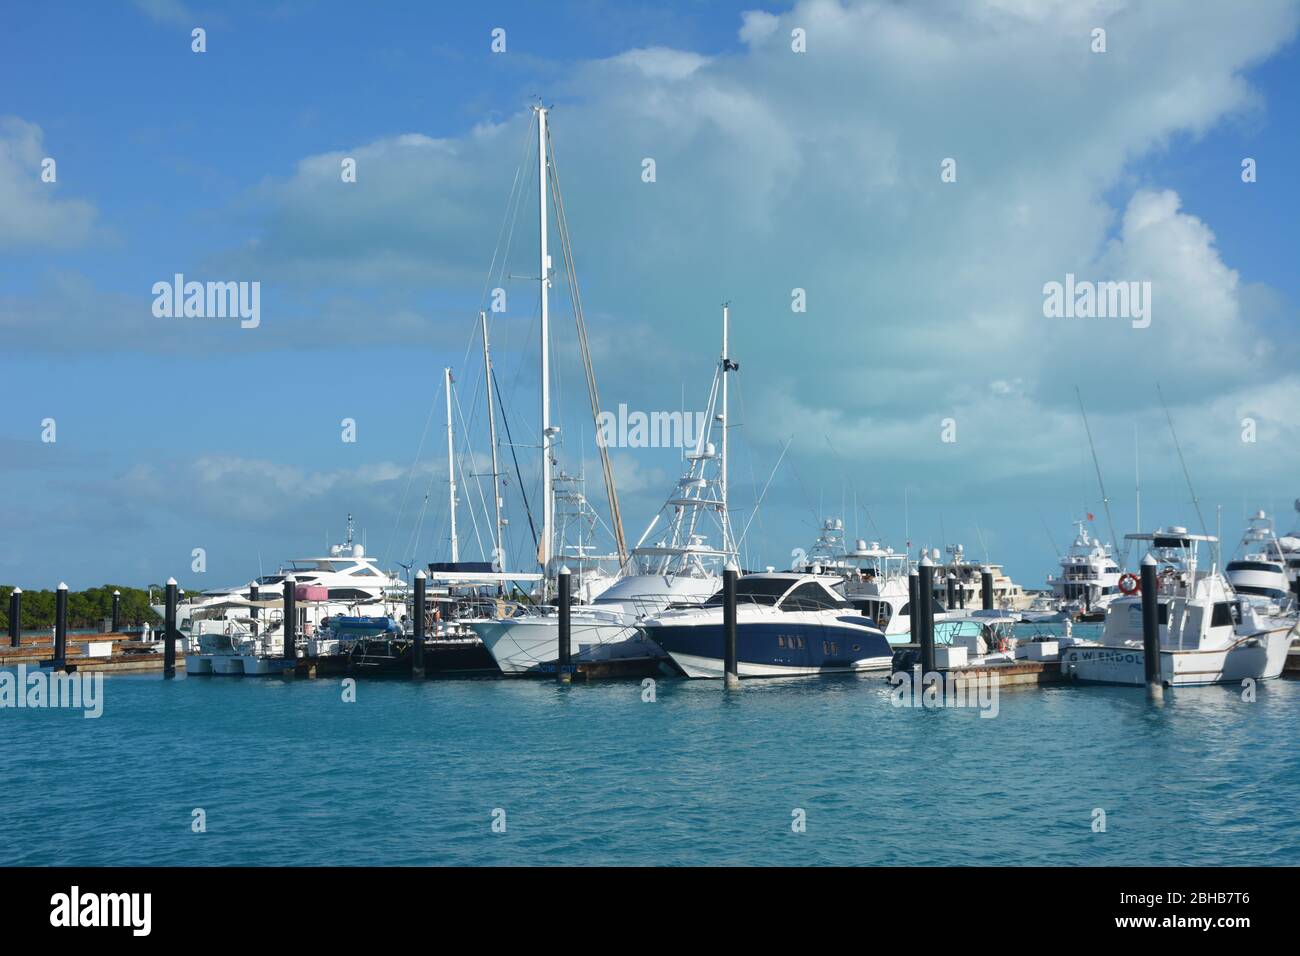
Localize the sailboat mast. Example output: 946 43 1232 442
721 303 730 557
481 310 504 583
536 105 553 583
444 367 459 564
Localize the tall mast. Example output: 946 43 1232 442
444 366 459 564
720 303 731 556
481 310 504 586
536 104 553 584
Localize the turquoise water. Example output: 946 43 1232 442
2 671 1297 866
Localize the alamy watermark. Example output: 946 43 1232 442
889 666 999 718
1 665 103 718
596 403 707 449
152 273 260 329
1042 273 1151 329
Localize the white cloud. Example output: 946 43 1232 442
0 118 97 249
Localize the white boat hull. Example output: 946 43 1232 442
1061 627 1293 686
184 655 213 675
209 654 244 675
668 651 891 679
471 615 662 674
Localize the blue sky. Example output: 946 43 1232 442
2 0 1299 590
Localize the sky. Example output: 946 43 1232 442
2 0 1299 591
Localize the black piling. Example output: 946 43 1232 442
53 582 69 666
162 578 177 678
556 566 572 684
412 570 426 679
907 569 919 645
249 581 259 635
282 576 297 661
918 557 935 674
723 562 739 688
981 567 994 611
111 589 121 633
1139 553 1163 701
945 574 956 611
8 587 19 648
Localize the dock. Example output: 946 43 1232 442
0 633 169 673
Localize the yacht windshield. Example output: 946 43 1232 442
703 578 792 606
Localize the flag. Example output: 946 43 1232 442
1086 512 1095 521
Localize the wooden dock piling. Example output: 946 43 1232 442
412 570 426 679
918 556 935 676
557 566 572 684
723 562 739 689
163 578 177 678
1139 553 1163 702
7 587 19 648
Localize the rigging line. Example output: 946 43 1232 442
735 370 762 556
494 363 539 553
1156 382 1210 540
382 392 440 570
546 127 628 565
737 436 794 550
1075 386 1121 570
453 388 490 559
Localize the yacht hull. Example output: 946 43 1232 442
1061 626 1293 686
470 616 661 675
184 655 213 675
647 617 893 679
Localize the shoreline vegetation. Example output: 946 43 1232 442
0 585 176 631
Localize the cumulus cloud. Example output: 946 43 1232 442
0 118 97 249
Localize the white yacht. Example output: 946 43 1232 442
181 516 405 674
472 307 738 675
932 544 1032 611
1275 500 1300 596
1061 527 1295 687
1224 511 1294 612
794 520 924 645
642 572 894 679
1045 520 1122 618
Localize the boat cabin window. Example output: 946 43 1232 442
1210 602 1239 628
780 583 849 611
704 578 791 606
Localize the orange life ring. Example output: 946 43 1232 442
1118 572 1141 596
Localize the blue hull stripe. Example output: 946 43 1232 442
647 619 892 670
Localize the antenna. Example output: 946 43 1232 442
1156 383 1209 539
1075 387 1121 569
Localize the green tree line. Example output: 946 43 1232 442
0 585 173 631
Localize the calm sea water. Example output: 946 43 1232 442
2 669 1297 866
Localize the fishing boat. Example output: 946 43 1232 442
1225 511 1295 611
1060 528 1294 687
793 521 928 645
642 572 893 679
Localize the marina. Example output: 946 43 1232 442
6 3 1300 900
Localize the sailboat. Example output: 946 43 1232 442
471 305 738 674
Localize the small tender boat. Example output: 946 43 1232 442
642 572 894 679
